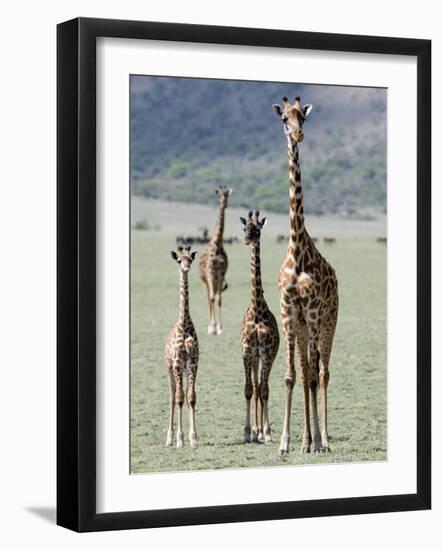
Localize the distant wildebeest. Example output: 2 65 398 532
312 237 319 244
224 236 239 245
376 237 387 244
177 227 211 246
276 234 288 243
176 236 195 246
324 237 336 245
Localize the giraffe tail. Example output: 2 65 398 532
221 280 229 292
316 350 321 375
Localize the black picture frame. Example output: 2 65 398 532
57 17 431 532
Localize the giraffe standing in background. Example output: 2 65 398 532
240 211 279 444
165 246 199 449
199 186 232 335
272 96 339 454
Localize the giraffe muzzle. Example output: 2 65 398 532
284 125 304 142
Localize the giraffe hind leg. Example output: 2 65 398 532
296 324 312 453
186 368 198 448
173 363 185 448
279 298 296 455
306 319 322 453
165 365 175 447
242 350 256 443
259 356 274 444
251 361 260 442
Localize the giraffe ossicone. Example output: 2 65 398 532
273 96 339 455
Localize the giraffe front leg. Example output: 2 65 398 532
318 304 337 452
165 369 175 447
319 367 330 452
279 298 296 455
215 291 223 335
206 279 216 335
187 370 198 448
318 337 333 452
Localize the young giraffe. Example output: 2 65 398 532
272 96 339 454
165 246 199 448
199 186 232 335
240 211 280 444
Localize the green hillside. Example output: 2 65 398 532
130 77 386 217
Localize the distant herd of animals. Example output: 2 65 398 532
276 235 335 245
176 228 239 246
162 96 383 455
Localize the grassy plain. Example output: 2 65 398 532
130 198 387 473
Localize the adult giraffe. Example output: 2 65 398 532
272 96 339 454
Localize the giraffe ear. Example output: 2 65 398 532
303 104 313 118
190 251 198 261
171 251 179 261
215 188 219 195
260 217 268 228
272 104 283 117
239 217 247 226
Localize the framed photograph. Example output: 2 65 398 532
57 17 431 532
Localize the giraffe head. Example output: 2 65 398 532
272 96 313 143
240 210 267 247
170 246 198 273
215 186 233 208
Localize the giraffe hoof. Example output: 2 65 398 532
301 445 311 453
279 437 290 455
216 324 223 335
322 445 331 453
251 430 259 443
243 435 251 444
165 431 174 447
190 438 198 449
313 435 323 453
208 325 216 335
258 432 266 444
176 432 184 448
264 434 273 445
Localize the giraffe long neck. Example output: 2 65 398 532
178 270 189 325
287 138 306 260
250 242 264 309
212 203 226 247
